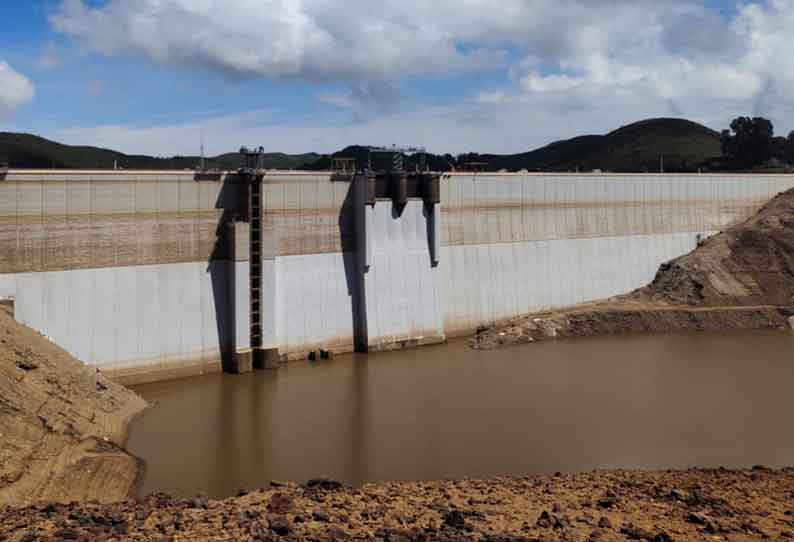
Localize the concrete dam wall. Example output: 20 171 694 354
1 169 792 383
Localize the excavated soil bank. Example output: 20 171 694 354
2 468 793 541
0 303 147 505
472 187 794 349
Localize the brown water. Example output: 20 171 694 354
128 330 794 498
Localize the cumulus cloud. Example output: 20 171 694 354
0 62 35 115
50 0 496 81
50 0 709 83
48 0 794 152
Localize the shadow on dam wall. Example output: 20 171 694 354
208 176 245 373
339 178 368 354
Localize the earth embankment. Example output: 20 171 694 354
0 303 147 505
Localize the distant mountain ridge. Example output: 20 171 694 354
1 118 722 172
0 132 320 171
315 119 722 172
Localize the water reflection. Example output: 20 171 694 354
128 330 794 498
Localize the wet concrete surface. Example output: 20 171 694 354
127 330 794 498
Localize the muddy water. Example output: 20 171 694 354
128 330 794 498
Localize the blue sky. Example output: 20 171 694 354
1 0 792 156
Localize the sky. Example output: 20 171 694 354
0 0 793 156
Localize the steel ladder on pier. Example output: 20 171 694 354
249 178 263 352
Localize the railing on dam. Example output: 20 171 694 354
2 169 794 384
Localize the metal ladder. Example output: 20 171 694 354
249 178 263 351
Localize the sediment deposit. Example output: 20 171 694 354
472 187 794 349
0 303 147 505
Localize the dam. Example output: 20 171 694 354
1 166 793 384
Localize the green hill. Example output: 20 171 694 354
0 132 319 170
302 118 722 172
478 118 722 172
1 118 723 173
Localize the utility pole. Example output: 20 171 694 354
660 155 664 174
200 129 206 171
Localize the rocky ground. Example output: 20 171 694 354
0 302 147 504
1 468 793 541
472 187 794 350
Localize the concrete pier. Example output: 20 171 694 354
1 169 793 383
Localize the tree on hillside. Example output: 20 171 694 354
787 131 794 164
720 117 775 168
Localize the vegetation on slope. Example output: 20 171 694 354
470 118 722 172
304 118 723 173
0 132 319 170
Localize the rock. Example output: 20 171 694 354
306 478 343 491
15 360 38 371
687 512 709 525
268 515 290 536
669 489 689 502
312 510 330 522
589 528 606 540
597 495 618 509
620 522 655 540
53 528 81 540
327 525 348 538
267 492 293 514
443 510 466 529
598 516 613 529
189 498 207 510
536 510 553 529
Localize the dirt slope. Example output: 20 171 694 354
0 303 147 504
472 188 794 349
635 188 794 306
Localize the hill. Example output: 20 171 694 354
302 118 722 173
477 118 722 172
2 118 722 172
0 133 319 170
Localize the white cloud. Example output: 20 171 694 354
47 0 794 152
0 62 35 115
521 73 584 94
50 0 495 82
50 0 706 84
